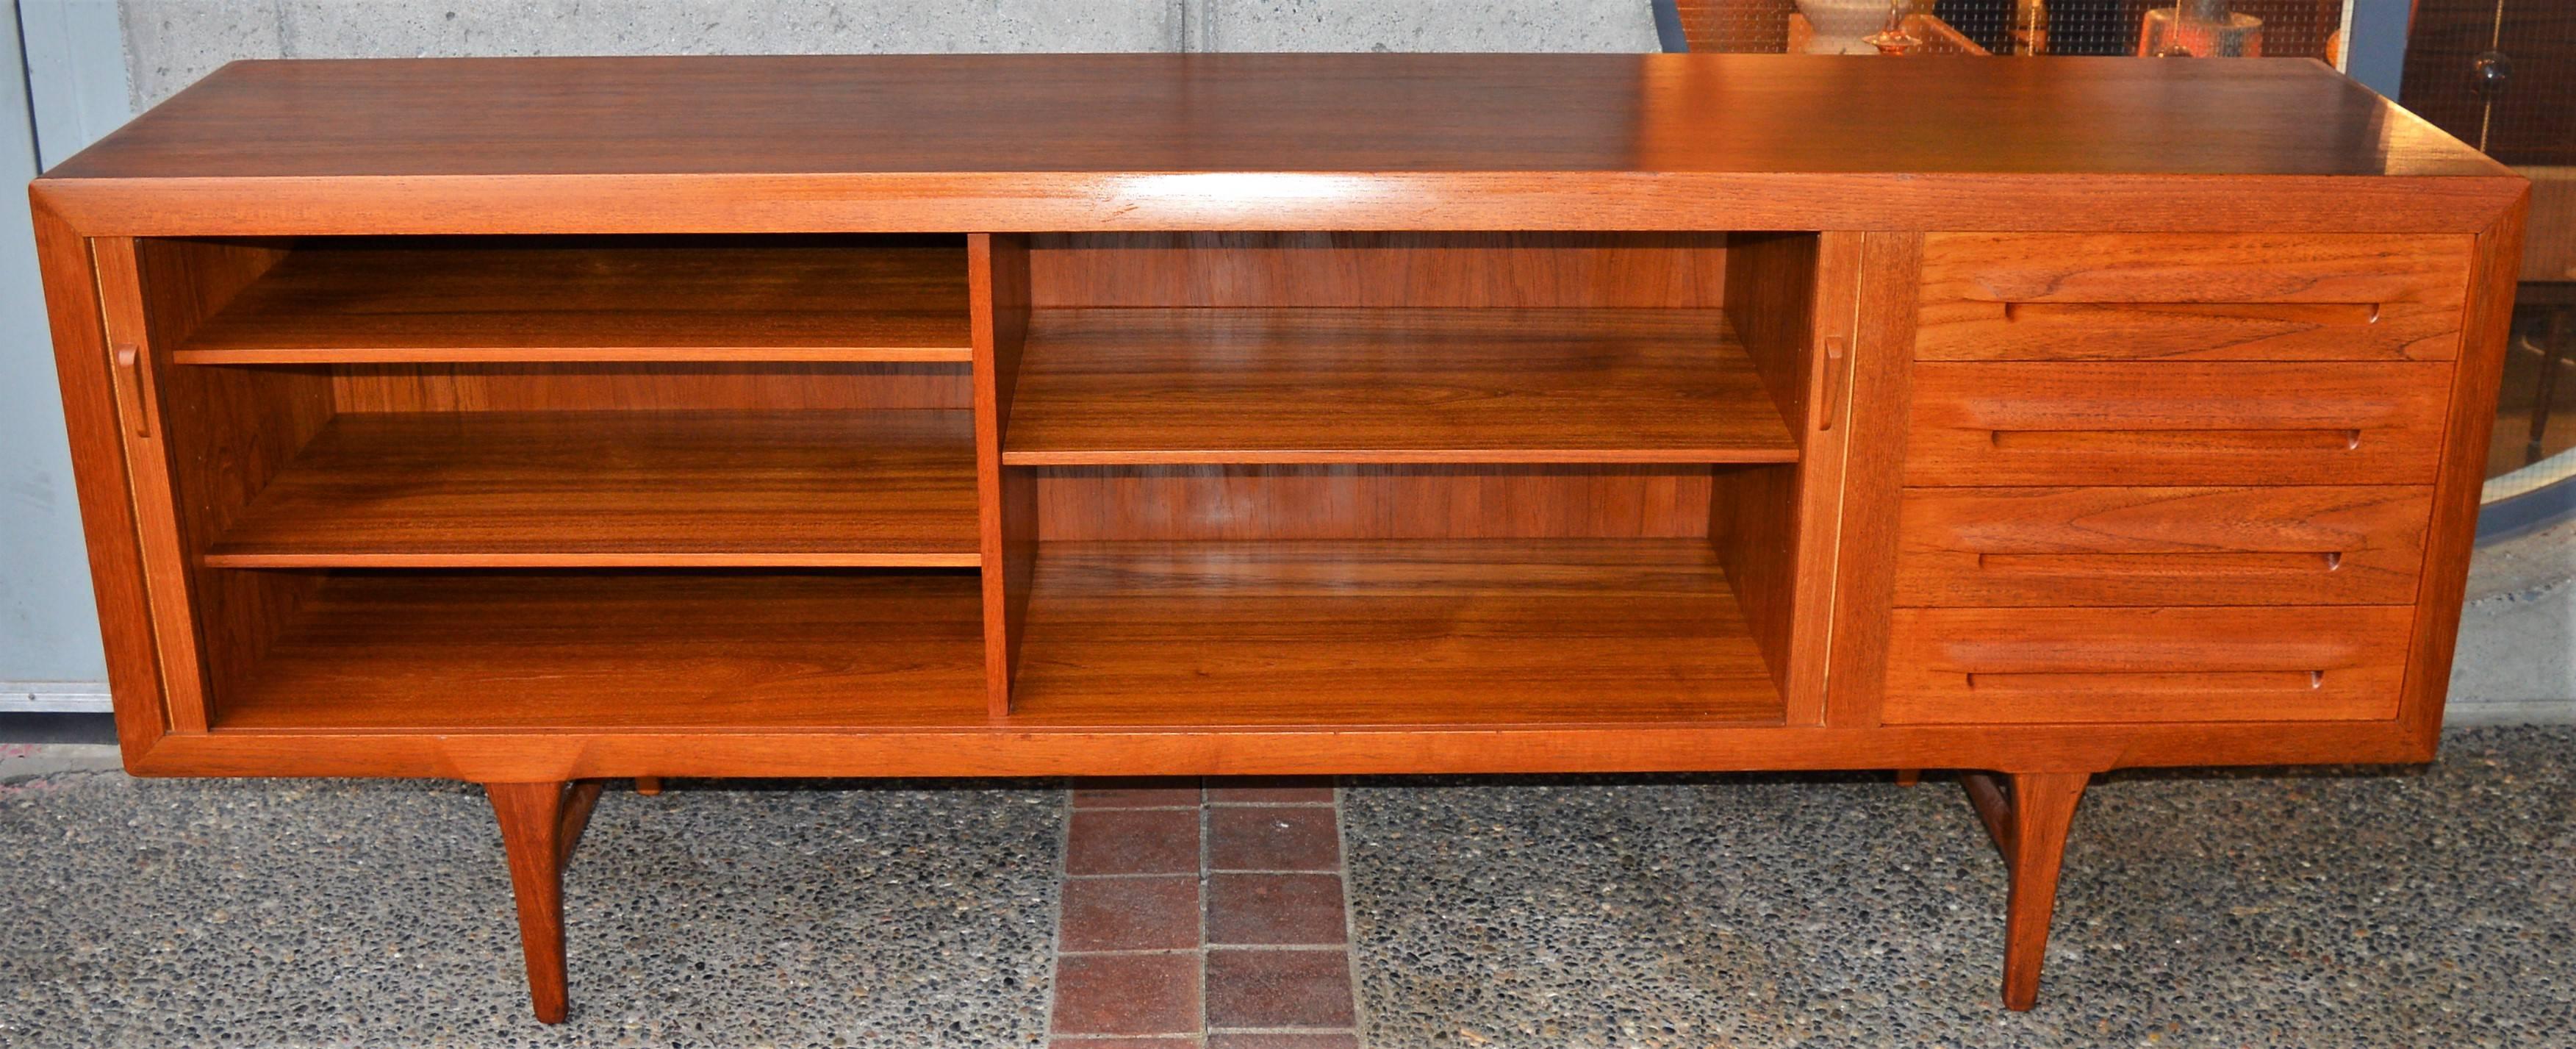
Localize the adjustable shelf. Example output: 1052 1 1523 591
1004 539 1784 727
205 410 979 568
212 570 986 732
1000 308 1798 465
170 235 972 364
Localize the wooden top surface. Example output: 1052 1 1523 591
33 54 2522 234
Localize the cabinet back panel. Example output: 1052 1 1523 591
1028 232 1729 308
330 362 970 412
1030 465 1713 540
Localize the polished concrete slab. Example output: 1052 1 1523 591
1345 728 2576 1048
3 729 2572 1046
0 770 1062 1047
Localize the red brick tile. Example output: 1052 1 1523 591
1203 776 1335 804
1052 1039 1203 1049
1073 777 1203 809
1205 873 1347 946
1068 809 1201 876
1203 948 1356 1029
1052 953 1201 1036
1061 876 1202 952
1206 1035 1360 1049
1206 806 1341 871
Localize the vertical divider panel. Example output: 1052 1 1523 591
30 207 171 759
1713 232 1859 726
1823 232 1926 728
971 234 1036 717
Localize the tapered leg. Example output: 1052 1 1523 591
634 776 662 797
1995 772 2089 1011
488 781 574 1023
1894 768 1922 787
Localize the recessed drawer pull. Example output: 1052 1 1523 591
1964 669 2328 692
1973 551 2350 574
1996 301 2383 326
1987 428 2363 452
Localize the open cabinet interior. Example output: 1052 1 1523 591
986 232 1840 729
122 234 987 733
122 230 1837 737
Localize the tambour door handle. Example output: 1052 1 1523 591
111 343 152 439
1819 336 1849 432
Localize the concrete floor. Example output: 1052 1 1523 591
4 729 2573 1047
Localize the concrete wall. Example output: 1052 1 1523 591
3 1 112 706
118 0 1663 109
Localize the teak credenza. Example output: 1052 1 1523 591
29 54 2528 1023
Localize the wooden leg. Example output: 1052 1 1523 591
487 781 595 1024
1960 771 2089 1011
1894 768 1922 787
634 776 662 796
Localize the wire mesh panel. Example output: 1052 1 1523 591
1674 0 2347 58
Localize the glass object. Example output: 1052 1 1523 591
2138 0 2266 57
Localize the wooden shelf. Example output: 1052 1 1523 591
172 237 972 364
214 570 986 731
206 411 978 568
1005 540 1783 727
1001 308 1800 465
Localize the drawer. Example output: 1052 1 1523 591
1917 232 2472 362
1884 606 2414 725
1893 486 2432 607
1906 361 2452 487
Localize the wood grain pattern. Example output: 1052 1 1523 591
2394 201 2528 751
1992 772 2089 1012
1028 232 1727 308
1922 233 2478 304
203 411 977 568
1893 486 2433 607
101 237 331 735
1884 606 2416 724
130 719 2442 783
1003 309 1798 465
1711 231 1856 725
1008 540 1782 727
486 781 573 1023
1917 233 2473 362
215 571 986 731
1905 362 2453 487
329 362 968 413
33 57 2521 237
31 201 170 761
1823 232 1924 729
171 236 969 364
1032 465 1710 541
972 234 1036 717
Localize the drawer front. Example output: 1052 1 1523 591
1906 361 2452 487
1917 232 2472 362
1884 606 2414 725
1894 486 2433 607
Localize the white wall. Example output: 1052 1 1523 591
3 1 112 709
